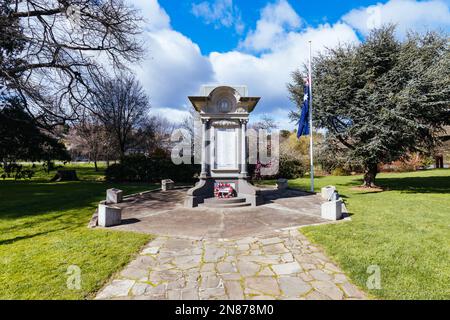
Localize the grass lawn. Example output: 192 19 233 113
290 169 450 300
0 163 155 299
2 163 449 300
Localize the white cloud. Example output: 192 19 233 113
130 1 214 119
149 107 191 123
192 0 245 33
343 0 450 37
209 0 359 130
129 0 450 129
132 0 170 30
239 0 302 52
210 22 359 124
250 108 294 131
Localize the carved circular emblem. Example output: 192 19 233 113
218 98 231 113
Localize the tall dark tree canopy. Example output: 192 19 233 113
289 26 450 187
0 0 143 127
0 98 70 164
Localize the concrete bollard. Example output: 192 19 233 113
161 179 174 191
276 178 288 190
98 203 122 227
106 188 123 204
321 199 343 220
321 186 336 200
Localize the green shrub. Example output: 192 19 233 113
331 167 347 176
105 154 199 183
1 163 35 180
277 156 305 179
104 163 137 182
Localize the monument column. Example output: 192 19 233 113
240 119 248 176
200 118 208 178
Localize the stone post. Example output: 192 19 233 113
241 119 248 176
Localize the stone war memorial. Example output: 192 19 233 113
4 1 448 302
92 85 361 301
186 85 263 208
90 84 347 236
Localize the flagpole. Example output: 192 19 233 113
308 41 314 193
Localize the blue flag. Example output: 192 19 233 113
297 84 310 138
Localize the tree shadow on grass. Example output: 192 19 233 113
0 226 72 245
341 174 450 194
375 175 450 194
0 181 106 220
0 180 157 220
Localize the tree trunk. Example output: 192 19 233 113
119 147 125 163
362 163 378 187
94 159 98 172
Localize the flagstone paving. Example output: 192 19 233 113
96 188 331 238
96 228 366 300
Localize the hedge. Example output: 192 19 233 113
105 154 200 183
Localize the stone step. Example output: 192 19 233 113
199 201 251 208
204 197 246 204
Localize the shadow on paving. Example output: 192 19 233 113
107 188 327 239
259 188 314 203
120 190 187 211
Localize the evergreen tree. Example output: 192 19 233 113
289 26 450 187
0 98 70 167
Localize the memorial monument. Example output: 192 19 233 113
185 85 263 208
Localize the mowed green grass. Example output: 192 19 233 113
2 163 449 299
291 169 450 300
0 163 155 299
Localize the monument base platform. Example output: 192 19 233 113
185 177 263 208
199 197 251 208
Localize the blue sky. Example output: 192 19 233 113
130 0 450 129
159 0 385 54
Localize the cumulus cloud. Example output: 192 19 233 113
129 0 450 128
131 0 170 30
211 17 359 126
250 108 296 131
149 107 191 124
191 0 245 33
130 0 214 113
343 0 450 37
209 0 359 129
239 0 302 52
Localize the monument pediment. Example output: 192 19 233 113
188 85 260 115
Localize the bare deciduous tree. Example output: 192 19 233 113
0 0 144 127
91 74 149 160
66 114 115 171
250 114 278 133
135 115 175 156
180 108 201 163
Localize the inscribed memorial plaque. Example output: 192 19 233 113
216 128 237 169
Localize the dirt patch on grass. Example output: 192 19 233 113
351 186 385 192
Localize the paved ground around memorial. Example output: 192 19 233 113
103 188 330 238
95 188 366 300
95 229 366 300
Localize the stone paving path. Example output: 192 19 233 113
96 228 366 300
